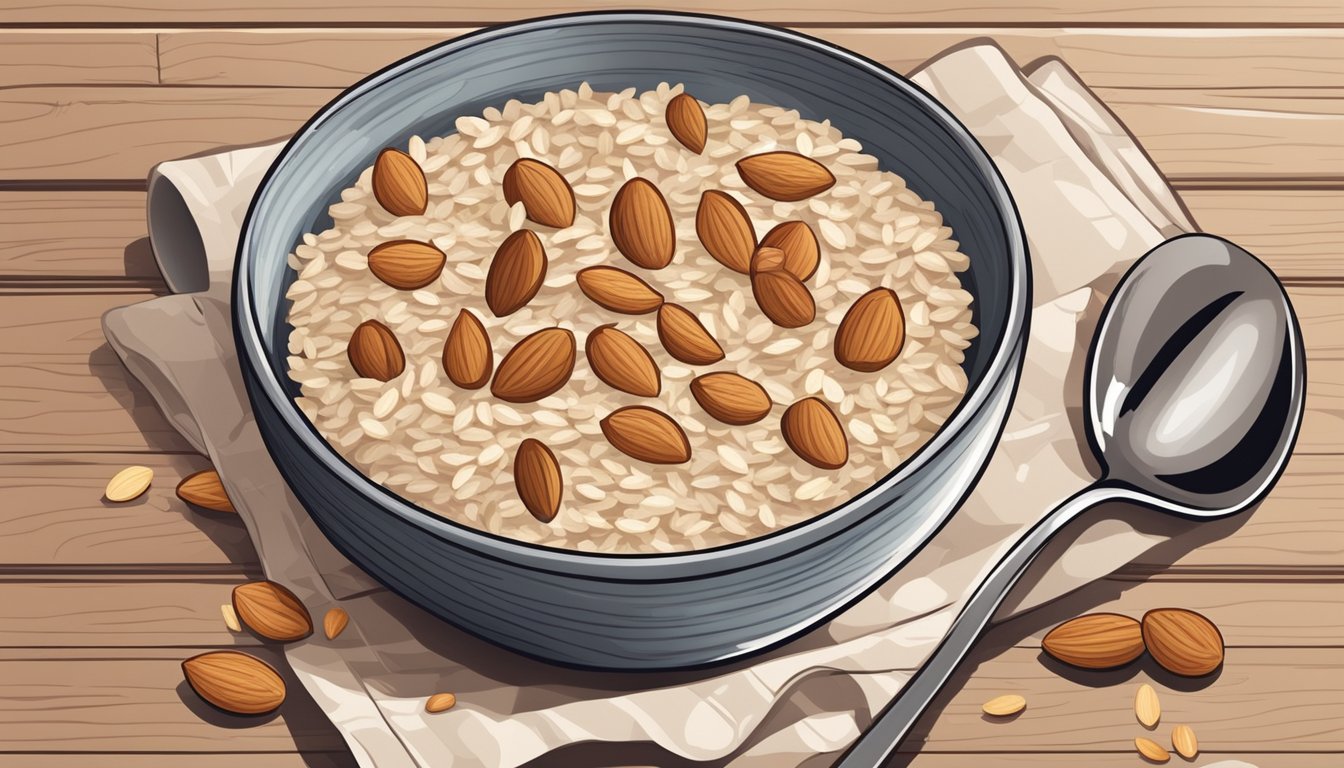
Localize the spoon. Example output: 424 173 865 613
836 233 1306 767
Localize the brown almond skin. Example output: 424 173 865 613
781 397 848 469
485 229 547 316
760 220 820 281
514 438 563 523
750 246 788 275
443 309 493 389
367 240 446 290
1041 613 1145 670
600 406 692 464
736 151 836 201
610 178 676 270
576 266 664 314
656 303 725 365
691 372 772 425
232 580 313 642
322 607 349 640
491 328 576 403
586 325 661 397
503 158 575 228
1142 608 1225 677
426 693 457 713
665 93 708 153
182 650 286 715
835 287 906 372
176 469 236 513
696 190 756 273
348 320 405 381
752 269 816 328
372 148 428 217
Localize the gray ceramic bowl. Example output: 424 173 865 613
235 12 1029 670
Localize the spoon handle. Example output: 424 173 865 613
833 482 1118 768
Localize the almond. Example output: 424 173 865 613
1041 613 1144 670
760 220 820 281
348 319 405 381
367 239 445 290
749 246 787 275
690 372 772 425
372 148 427 216
781 397 848 469
503 158 575 228
221 603 242 633
176 469 236 513
736 151 836 201
323 607 349 640
1171 724 1199 759
586 325 660 397
835 288 906 372
1135 737 1170 763
426 692 457 713
232 580 313 642
981 694 1026 717
1136 682 1161 727
600 406 691 464
105 465 153 502
442 309 493 389
696 190 756 273
1142 608 1224 677
514 438 563 523
752 269 815 328
491 328 576 403
656 303 725 365
485 229 546 316
665 93 708 153
576 266 664 314
610 177 675 269
182 650 286 715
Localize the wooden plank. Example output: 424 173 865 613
159 27 1344 89
909 647 1344 751
0 191 159 280
4 0 1343 24
1 85 1342 182
12 756 355 768
0 648 346 753
1183 189 1344 280
0 31 157 87
908 755 1344 766
0 454 257 568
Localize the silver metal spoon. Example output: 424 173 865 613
836 233 1306 767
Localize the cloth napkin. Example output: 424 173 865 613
104 42 1204 767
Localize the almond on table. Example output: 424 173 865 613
182 650 286 715
232 580 314 642
105 465 153 502
177 469 237 513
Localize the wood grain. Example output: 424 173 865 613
1183 189 1344 279
13 756 356 768
0 31 157 87
907 756 1344 766
0 191 157 279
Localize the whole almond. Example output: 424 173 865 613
503 158 575 228
443 309 493 389
176 469 236 513
696 190 756 273
577 266 664 314
600 406 692 464
372 148 427 217
1142 608 1224 677
348 320 405 381
690 372 772 425
323 607 349 640
491 328 576 403
752 269 815 328
1136 682 1161 727
232 580 313 642
981 694 1026 717
105 465 153 502
514 438 563 523
426 692 457 713
736 151 836 201
486 230 547 316
182 650 286 715
586 325 660 397
835 288 906 372
665 93 708 153
656 303 725 365
760 220 820 280
1135 737 1170 763
781 397 848 469
750 246 787 275
367 240 445 290
610 178 676 269
1171 724 1199 759
1041 613 1144 670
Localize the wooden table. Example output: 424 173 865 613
1 3 1340 766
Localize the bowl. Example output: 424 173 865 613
234 12 1029 670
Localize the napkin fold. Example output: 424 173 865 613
105 42 1205 767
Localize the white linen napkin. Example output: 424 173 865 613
103 42 1207 767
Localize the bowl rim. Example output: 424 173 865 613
234 10 1031 579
